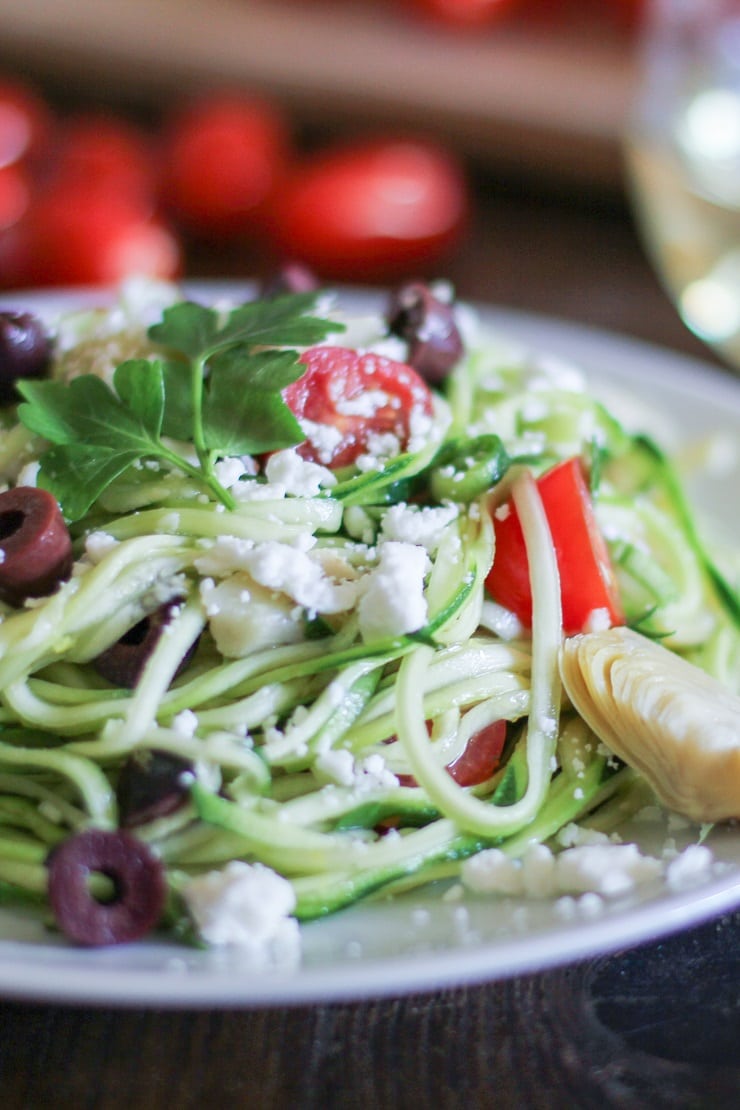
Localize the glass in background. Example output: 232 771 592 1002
625 0 740 370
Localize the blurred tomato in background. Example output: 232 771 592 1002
160 94 290 241
0 1 645 290
266 138 469 282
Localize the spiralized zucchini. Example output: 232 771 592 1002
0 281 737 949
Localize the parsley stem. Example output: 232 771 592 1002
186 354 237 511
156 442 237 512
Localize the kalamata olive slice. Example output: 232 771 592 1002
386 281 463 383
47 828 166 946
0 310 51 403
262 261 320 297
93 598 198 688
117 749 194 828
0 486 73 606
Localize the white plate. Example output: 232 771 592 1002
0 284 738 1009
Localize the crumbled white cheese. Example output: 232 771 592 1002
84 531 119 564
380 502 458 554
199 574 304 657
665 843 714 889
462 841 665 899
298 418 344 465
182 861 301 966
314 749 400 790
555 843 663 897
242 540 360 614
213 456 255 491
15 461 40 487
264 448 336 497
171 709 199 738
357 541 429 642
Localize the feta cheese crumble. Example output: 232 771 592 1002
357 541 430 642
182 861 301 966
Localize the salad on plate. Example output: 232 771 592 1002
0 275 737 968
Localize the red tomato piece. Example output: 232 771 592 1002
485 458 623 635
405 0 521 29
284 345 434 468
16 187 181 287
49 113 157 208
0 79 51 169
160 93 290 239
0 163 30 232
446 719 507 786
266 138 468 282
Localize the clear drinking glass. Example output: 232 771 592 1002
625 0 740 369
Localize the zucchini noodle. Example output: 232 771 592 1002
0 280 736 952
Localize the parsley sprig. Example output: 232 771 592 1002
17 292 344 521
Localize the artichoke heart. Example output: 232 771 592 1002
560 626 740 823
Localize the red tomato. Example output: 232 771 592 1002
405 0 521 28
446 719 507 786
396 718 506 788
0 79 51 169
606 0 646 32
15 187 181 287
485 458 623 635
0 163 30 232
284 345 434 468
266 138 468 282
160 92 290 239
48 114 157 207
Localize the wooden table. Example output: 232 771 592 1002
0 176 738 1109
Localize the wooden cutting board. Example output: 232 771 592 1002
0 0 637 188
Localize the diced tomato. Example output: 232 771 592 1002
284 345 434 468
485 457 623 635
446 719 507 786
265 138 468 282
396 718 507 788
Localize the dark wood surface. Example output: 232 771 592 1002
0 176 738 1110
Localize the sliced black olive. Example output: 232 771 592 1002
117 749 194 828
46 828 166 946
0 486 73 606
93 598 198 688
386 281 464 384
0 310 52 404
262 261 320 297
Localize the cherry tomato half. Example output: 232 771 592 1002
446 719 507 786
266 138 468 282
284 345 434 468
404 0 521 29
485 458 624 635
160 92 290 240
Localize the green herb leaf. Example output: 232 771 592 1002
214 292 344 349
148 301 220 358
204 387 305 456
113 359 166 439
17 291 344 521
37 445 141 521
160 359 195 441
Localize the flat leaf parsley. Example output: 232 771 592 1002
17 292 344 520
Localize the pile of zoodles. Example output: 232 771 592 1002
0 278 736 951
